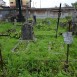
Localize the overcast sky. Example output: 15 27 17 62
3 0 77 8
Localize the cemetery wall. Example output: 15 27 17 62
0 11 9 20
0 7 76 20
30 11 69 19
30 7 75 19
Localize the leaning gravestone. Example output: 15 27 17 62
21 23 33 40
72 11 77 33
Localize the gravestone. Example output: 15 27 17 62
63 32 73 44
21 23 33 40
60 22 67 27
33 14 36 24
5 19 8 22
48 21 51 25
72 11 77 23
72 11 77 33
14 19 17 26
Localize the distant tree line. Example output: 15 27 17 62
71 1 77 8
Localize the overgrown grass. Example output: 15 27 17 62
0 19 77 77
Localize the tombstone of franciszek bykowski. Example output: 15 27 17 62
21 23 33 40
72 11 77 33
63 32 73 44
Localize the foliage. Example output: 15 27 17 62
65 16 72 22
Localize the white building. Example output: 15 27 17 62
0 0 6 6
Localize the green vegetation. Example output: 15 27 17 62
0 18 77 77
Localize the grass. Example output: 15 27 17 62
0 18 77 77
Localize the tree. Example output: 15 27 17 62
71 1 77 8
64 3 70 7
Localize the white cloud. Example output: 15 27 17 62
3 0 77 7
31 0 77 8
